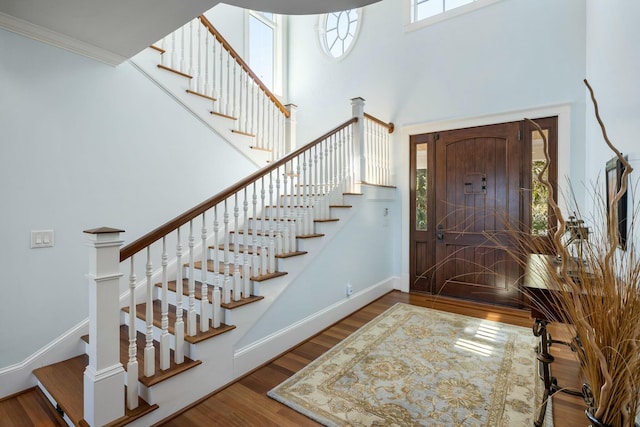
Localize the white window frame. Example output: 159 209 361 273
404 0 502 32
317 8 362 61
245 10 285 96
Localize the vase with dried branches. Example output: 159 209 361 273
522 80 639 427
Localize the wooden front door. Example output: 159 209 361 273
410 122 523 307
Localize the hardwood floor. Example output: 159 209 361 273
0 290 587 427
156 290 587 426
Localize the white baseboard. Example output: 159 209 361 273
233 277 397 378
0 320 88 398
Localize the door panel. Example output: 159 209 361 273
410 122 523 306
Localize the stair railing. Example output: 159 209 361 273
155 15 293 160
352 97 395 186
84 99 393 425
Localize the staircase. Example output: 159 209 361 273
29 112 394 426
130 15 296 168
23 17 396 427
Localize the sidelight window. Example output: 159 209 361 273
415 143 428 230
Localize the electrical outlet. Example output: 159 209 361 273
346 283 353 296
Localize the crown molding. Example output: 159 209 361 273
0 11 126 66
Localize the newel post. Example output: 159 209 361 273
83 227 126 427
285 103 298 154
351 97 366 185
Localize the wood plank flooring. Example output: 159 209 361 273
0 290 587 427
156 290 587 426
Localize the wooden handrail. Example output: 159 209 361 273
198 15 290 119
120 118 358 262
364 112 394 134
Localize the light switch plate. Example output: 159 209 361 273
31 230 54 248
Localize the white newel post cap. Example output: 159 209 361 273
83 227 126 427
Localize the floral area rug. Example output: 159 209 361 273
268 303 552 426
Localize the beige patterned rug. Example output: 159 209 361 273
268 303 552 426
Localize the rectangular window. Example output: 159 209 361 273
408 0 500 28
415 143 428 231
531 129 549 236
247 11 283 95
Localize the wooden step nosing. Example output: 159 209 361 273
157 64 192 79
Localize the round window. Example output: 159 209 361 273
319 9 361 59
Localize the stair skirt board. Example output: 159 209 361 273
0 319 88 398
233 278 397 379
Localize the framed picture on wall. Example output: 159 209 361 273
605 155 628 250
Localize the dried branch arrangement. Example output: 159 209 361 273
523 79 639 426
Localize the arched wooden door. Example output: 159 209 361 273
410 121 524 307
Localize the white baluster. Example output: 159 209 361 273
127 257 139 410
282 165 290 254
200 213 210 332
288 159 296 250
187 221 197 336
275 168 283 254
144 247 155 377
303 152 312 236
268 173 276 273
232 61 238 119
160 237 170 371
212 286 221 329
180 25 186 74
243 76 250 134
295 159 303 236
242 188 251 298
171 32 177 70
250 83 256 135
212 32 218 102
188 21 195 91
251 183 260 277
197 23 203 96
225 51 231 115
223 199 231 303
233 194 241 301
174 228 184 364
260 178 268 275
203 31 210 97
212 206 221 327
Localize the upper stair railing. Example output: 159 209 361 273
154 15 293 159
82 99 393 426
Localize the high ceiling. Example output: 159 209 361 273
0 0 382 66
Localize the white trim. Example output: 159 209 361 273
404 0 504 33
0 320 88 397
233 277 397 378
0 12 126 66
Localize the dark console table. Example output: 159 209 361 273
523 254 583 427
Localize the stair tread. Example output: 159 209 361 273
80 325 202 388
155 278 265 309
123 300 236 344
33 354 158 427
230 229 325 239
213 243 307 259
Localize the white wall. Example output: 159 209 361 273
0 28 256 368
585 0 640 203
288 0 587 285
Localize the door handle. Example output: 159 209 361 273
436 224 444 241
